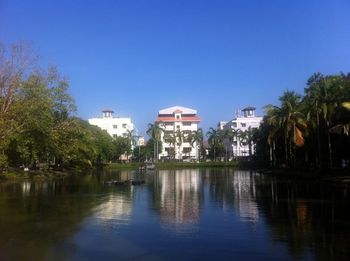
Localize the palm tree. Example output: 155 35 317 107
264 105 284 166
304 74 341 168
189 128 204 160
265 91 307 167
206 127 221 161
125 129 136 161
221 128 235 161
146 123 164 162
237 128 254 158
163 132 176 159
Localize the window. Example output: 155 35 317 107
176 115 180 119
183 122 191 126
183 130 191 135
183 147 192 154
241 123 246 127
122 124 127 128
113 125 118 129
232 123 237 128
113 134 118 139
176 125 180 129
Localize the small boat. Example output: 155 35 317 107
105 180 130 186
145 162 156 170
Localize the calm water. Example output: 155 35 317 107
0 169 349 261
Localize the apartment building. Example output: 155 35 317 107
88 109 134 139
222 107 263 158
156 106 200 161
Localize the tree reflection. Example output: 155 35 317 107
255 177 350 261
0 175 114 260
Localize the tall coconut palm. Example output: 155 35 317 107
125 129 136 161
237 128 254 158
175 129 184 160
163 132 176 159
264 104 286 165
189 128 204 160
304 74 341 167
265 90 307 167
221 128 235 161
206 127 221 161
146 123 164 162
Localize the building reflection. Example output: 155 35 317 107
205 169 260 225
152 169 203 230
231 171 259 224
93 191 133 227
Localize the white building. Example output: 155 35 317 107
222 107 263 158
88 109 134 139
156 106 200 161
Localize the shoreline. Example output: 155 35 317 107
257 168 350 188
2 165 350 189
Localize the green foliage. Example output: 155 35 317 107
113 136 132 161
0 42 116 170
146 123 164 161
255 72 350 169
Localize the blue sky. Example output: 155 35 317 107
1 0 350 137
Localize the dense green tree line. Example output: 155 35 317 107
254 72 350 169
0 43 119 170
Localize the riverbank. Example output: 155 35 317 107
258 168 350 188
0 169 72 181
106 161 240 170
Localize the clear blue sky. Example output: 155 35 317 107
1 0 350 137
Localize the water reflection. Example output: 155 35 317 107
94 188 133 227
0 169 350 260
204 169 261 224
151 169 203 232
232 171 259 223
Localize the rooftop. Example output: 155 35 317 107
159 106 197 115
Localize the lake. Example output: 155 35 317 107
0 169 349 260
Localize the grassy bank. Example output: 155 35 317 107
106 161 240 170
155 161 239 169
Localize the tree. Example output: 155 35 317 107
265 90 307 167
221 128 237 161
237 128 254 159
206 128 224 161
304 73 346 168
113 136 131 162
163 132 177 160
0 42 118 170
146 123 164 161
189 128 204 160
0 43 37 167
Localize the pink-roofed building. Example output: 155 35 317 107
156 106 200 161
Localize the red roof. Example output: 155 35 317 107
156 116 200 123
